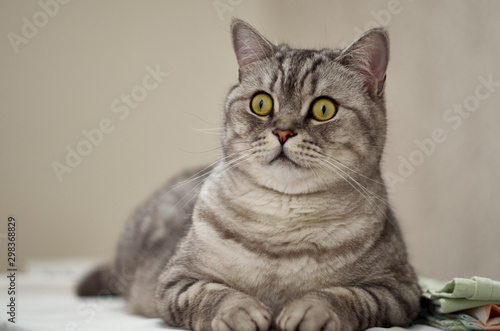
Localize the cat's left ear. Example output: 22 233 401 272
231 19 275 80
339 28 389 97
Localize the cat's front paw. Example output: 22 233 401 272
211 296 272 331
276 298 341 331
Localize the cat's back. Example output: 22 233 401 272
112 166 212 303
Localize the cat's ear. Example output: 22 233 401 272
339 28 389 97
231 19 274 79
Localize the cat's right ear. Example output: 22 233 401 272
231 19 274 80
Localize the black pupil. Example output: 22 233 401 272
259 99 264 109
321 105 327 115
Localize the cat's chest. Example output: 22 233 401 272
192 217 362 301
192 224 358 314
192 175 377 303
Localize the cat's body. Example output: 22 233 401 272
78 20 421 331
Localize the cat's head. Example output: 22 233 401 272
222 19 389 194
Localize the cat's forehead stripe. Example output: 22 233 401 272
271 48 337 99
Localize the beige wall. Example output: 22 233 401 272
1 0 499 280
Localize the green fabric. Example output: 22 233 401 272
420 277 500 314
425 312 491 331
434 298 500 314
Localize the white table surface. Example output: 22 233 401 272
0 260 440 331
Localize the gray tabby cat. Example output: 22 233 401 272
78 19 421 331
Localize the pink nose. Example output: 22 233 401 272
273 129 296 144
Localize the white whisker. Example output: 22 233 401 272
175 151 255 209
182 111 217 126
322 154 385 186
155 149 252 205
178 140 252 155
193 127 224 135
321 159 389 208
318 160 377 210
178 146 223 154
317 160 395 228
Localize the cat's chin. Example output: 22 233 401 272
269 153 301 168
252 163 327 195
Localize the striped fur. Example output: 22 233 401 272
79 19 421 330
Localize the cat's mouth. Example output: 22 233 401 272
270 151 300 167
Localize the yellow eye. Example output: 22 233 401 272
311 97 337 121
250 92 273 116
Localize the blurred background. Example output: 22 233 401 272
1 0 499 280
